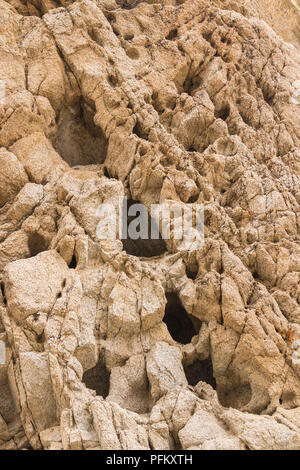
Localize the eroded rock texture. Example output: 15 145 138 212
0 0 300 450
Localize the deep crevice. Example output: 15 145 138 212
215 104 230 121
163 293 200 344
184 358 216 388
185 260 198 280
166 29 178 40
0 282 7 306
103 166 111 178
82 353 110 398
68 254 77 269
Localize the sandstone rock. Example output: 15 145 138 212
0 0 299 451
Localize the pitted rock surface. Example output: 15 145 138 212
0 0 300 450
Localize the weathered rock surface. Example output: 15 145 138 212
0 0 300 450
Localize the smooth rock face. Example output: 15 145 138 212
0 0 300 450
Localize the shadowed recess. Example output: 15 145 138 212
163 293 201 344
184 358 216 388
54 99 108 167
121 199 167 258
82 353 110 398
28 232 48 257
219 383 252 410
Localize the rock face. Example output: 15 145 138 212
0 0 300 450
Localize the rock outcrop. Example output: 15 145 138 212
0 0 300 450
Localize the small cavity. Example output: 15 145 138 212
0 282 7 306
69 254 77 269
166 29 178 40
219 383 252 409
28 233 48 257
184 358 216 388
121 199 167 258
82 354 110 398
163 293 200 344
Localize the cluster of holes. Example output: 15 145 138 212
221 36 232 46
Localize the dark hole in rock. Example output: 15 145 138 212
187 193 198 203
184 358 216 388
121 199 167 258
132 122 143 138
163 293 200 344
124 33 134 41
185 260 198 280
0 282 7 306
223 55 231 63
112 26 120 36
219 383 252 409
182 71 203 96
107 74 119 87
0 383 18 424
262 85 275 105
215 104 230 121
126 47 140 60
54 99 108 167
279 390 297 408
69 254 77 269
253 271 259 279
28 233 48 257
166 28 178 40
104 12 116 23
117 0 137 9
82 354 110 398
36 332 45 344
103 166 111 178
